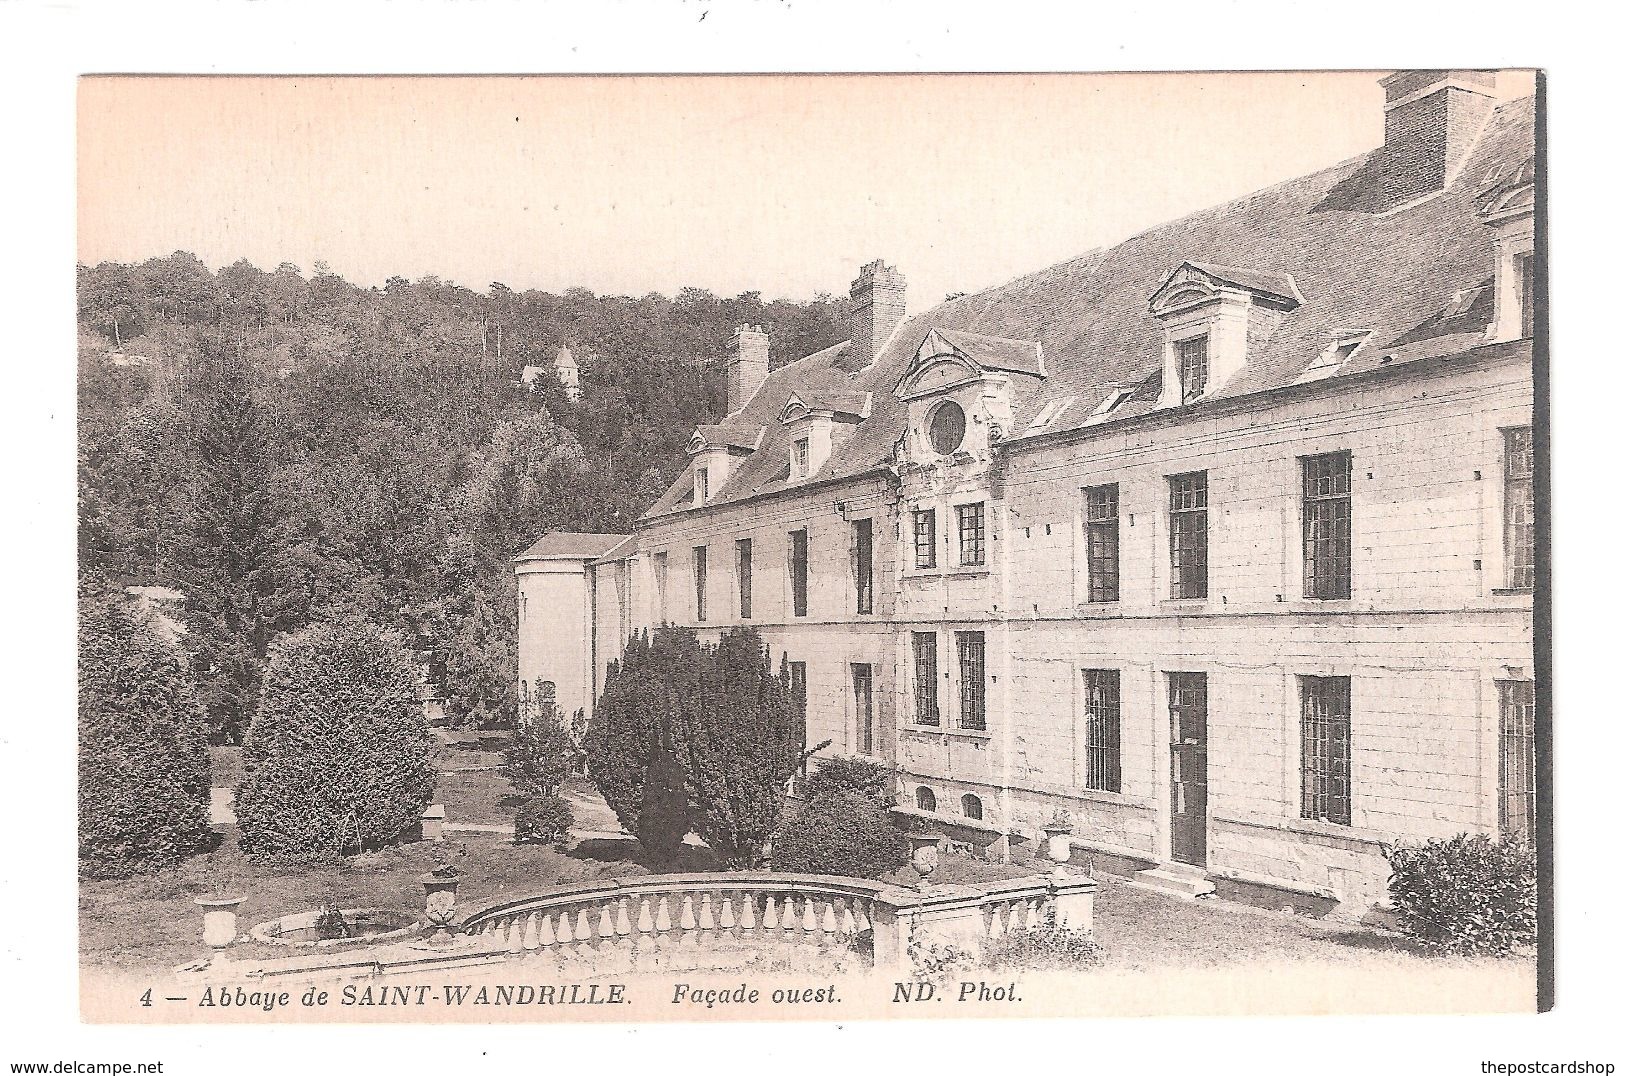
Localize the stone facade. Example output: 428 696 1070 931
514 72 1540 917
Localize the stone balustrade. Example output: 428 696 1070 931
460 869 1097 971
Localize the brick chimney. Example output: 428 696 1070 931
1380 70 1500 200
726 325 769 414
848 260 907 370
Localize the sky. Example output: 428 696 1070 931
78 71 1535 311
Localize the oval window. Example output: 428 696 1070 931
928 401 967 455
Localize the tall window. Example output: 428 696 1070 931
793 437 810 479
851 663 874 756
912 631 939 726
788 660 808 775
789 528 809 617
1516 252 1535 339
1085 484 1119 603
692 545 708 622
1498 680 1536 839
1177 334 1209 402
1504 426 1535 591
957 502 986 566
957 630 986 732
1168 471 1209 599
695 466 709 505
853 518 874 614
735 538 753 619
653 552 669 622
1083 668 1122 793
1300 676 1352 826
913 508 937 569
1303 452 1353 599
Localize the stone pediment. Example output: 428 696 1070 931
1149 261 1303 317
895 327 1043 399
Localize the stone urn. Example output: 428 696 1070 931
419 871 463 947
193 894 247 965
908 831 943 887
1043 820 1073 864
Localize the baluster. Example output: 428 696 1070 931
678 895 698 949
986 902 1006 939
821 899 838 936
557 909 574 945
840 899 857 936
616 898 632 938
637 897 654 935
597 904 615 944
698 893 716 931
508 919 524 954
523 913 539 951
801 896 819 935
741 893 758 931
763 895 779 930
719 895 736 932
574 908 592 945
539 913 557 948
778 895 794 933
856 900 872 934
655 896 673 934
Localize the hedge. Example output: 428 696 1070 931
773 791 909 879
1386 833 1536 955
234 618 436 862
78 588 214 877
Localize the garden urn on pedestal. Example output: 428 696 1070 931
908 831 944 888
1043 820 1073 864
420 870 462 947
193 894 247 968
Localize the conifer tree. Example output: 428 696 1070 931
172 340 306 743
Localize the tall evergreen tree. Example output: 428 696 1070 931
173 339 306 743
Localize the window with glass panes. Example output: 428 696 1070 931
1303 452 1353 599
1168 472 1208 599
789 661 808 775
851 663 874 756
1300 676 1352 825
692 545 708 622
854 518 874 614
913 509 937 569
735 538 752 619
1504 427 1535 590
1085 484 1119 602
789 528 809 617
957 502 986 566
1083 669 1122 792
1498 680 1536 839
956 631 987 731
653 552 668 621
1177 334 1209 402
912 631 939 726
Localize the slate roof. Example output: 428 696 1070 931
516 532 633 560
644 93 1535 522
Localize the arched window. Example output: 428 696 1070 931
960 794 983 820
915 786 937 812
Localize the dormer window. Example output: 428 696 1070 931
1475 156 1535 343
695 466 709 507
928 400 967 455
1297 334 1368 384
1176 335 1209 403
792 437 810 480
1516 253 1535 339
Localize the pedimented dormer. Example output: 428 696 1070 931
778 391 869 482
1475 157 1536 343
686 424 763 508
1149 262 1302 408
894 327 1043 466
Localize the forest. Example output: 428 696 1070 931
77 251 851 740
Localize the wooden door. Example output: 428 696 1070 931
1168 672 1209 867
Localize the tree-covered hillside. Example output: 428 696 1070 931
78 253 850 736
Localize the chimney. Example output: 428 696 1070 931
1379 70 1500 200
726 325 769 414
848 260 907 370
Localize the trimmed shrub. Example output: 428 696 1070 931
514 790 574 847
234 618 436 862
983 909 1105 971
78 586 214 877
801 755 895 806
1385 833 1536 955
635 733 692 866
502 702 579 799
773 791 909 879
